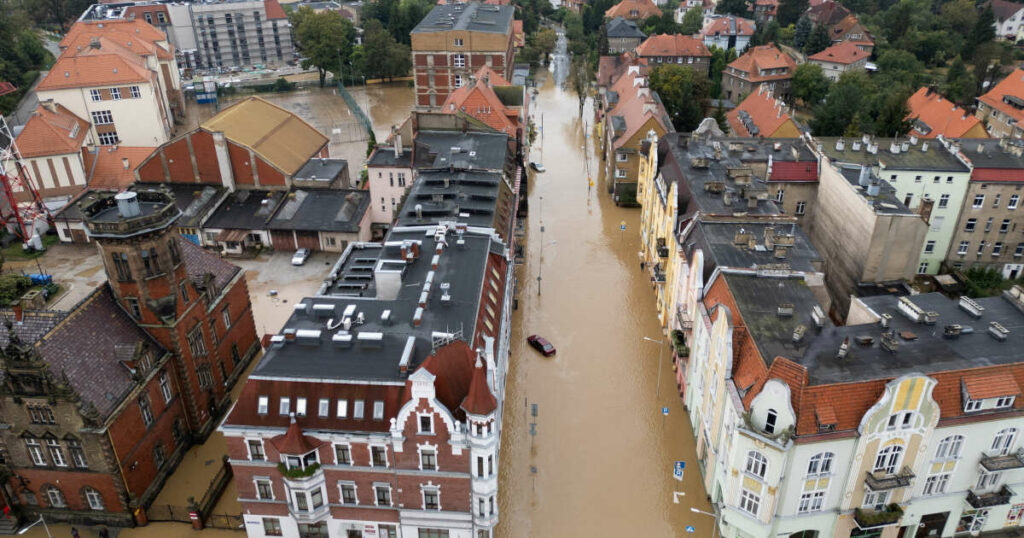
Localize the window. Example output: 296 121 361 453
84 487 104 510
863 490 888 510
795 201 806 215
965 398 983 412
375 485 391 506
248 439 265 461
139 395 154 427
996 396 1015 408
977 470 1002 490
935 435 964 460
44 485 66 508
296 397 307 417
420 449 437 471
806 452 834 476
1011 195 1020 209
91 110 114 125
994 242 1004 256
336 399 348 417
197 365 213 389
1002 219 1012 233
340 483 357 504
923 473 949 496
797 490 825 513
873 445 903 474
371 446 388 467
186 326 207 357
112 252 131 280
939 193 949 208
886 411 915 430
25 437 45 466
958 241 969 255
177 282 189 304
454 75 464 88
158 372 172 403
924 240 936 253
995 194 1002 208
616 152 628 162
454 38 464 46
317 399 329 417
739 488 760 516
1017 244 1024 257
615 168 627 178
966 218 977 232
90 89 102 101
46 439 66 467
110 87 121 100
745 451 767 479
263 518 283 536
423 488 440 510
141 247 160 275
256 479 273 500
904 193 913 207
992 428 1018 456
153 443 166 468
258 396 269 415
974 194 986 208
130 85 141 98
68 440 87 467
764 409 777 434
335 444 351 465
373 401 384 420
98 131 120 145
915 175 922 183
222 307 232 329
279 397 290 416
454 54 466 67
775 189 784 203
354 400 365 419
420 414 434 434
27 404 55 424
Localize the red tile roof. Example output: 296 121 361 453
727 45 796 82
906 87 986 139
462 359 497 415
38 41 152 91
701 16 756 37
15 103 89 158
605 0 662 19
830 14 872 44
806 0 850 25
264 0 288 19
417 340 480 422
81 146 157 189
770 161 817 182
972 168 1024 182
636 34 711 58
62 19 173 61
727 88 797 137
607 72 670 150
807 40 869 65
964 373 1022 400
978 67 1024 129
270 417 325 455
441 67 519 135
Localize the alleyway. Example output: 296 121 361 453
496 38 712 536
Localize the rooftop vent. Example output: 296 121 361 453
381 309 392 325
295 329 322 344
898 297 925 323
943 324 962 339
399 336 415 373
958 296 984 319
988 321 1009 341
811 306 826 328
115 191 141 218
777 303 795 317
312 303 335 317
880 330 899 353
332 332 353 346
792 324 806 343
836 336 849 358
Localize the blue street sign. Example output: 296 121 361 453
673 461 686 481
662 406 669 416
686 526 696 533
620 223 627 231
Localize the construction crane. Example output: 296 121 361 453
0 82 52 248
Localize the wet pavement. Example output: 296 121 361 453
495 42 712 537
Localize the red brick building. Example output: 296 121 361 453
411 3 515 110
0 187 260 530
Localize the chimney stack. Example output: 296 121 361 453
11 300 23 322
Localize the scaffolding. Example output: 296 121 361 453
0 82 52 245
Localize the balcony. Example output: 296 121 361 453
656 237 669 258
980 448 1024 472
854 504 904 529
864 467 915 490
651 263 666 283
676 305 693 330
967 485 1015 509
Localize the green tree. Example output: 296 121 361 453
843 113 862 138
968 6 996 56
776 0 807 27
941 0 978 40
708 46 737 98
874 87 914 137
875 49 926 88
567 54 593 115
716 0 749 17
292 7 357 87
944 56 976 105
533 28 558 60
791 63 830 106
713 104 729 131
361 19 412 80
643 11 680 35
680 8 704 34
792 16 812 49
804 23 831 54
649 64 710 131
811 71 876 135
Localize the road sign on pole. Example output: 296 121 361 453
620 221 627 231
673 461 686 481
662 406 669 416
686 525 696 533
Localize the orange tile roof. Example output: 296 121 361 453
727 45 796 82
38 42 152 91
830 14 872 43
81 146 157 189
727 88 796 137
442 81 518 135
605 0 662 20
907 87 986 139
606 70 669 149
807 40 869 65
806 0 849 25
978 67 1024 128
512 20 525 48
964 373 1022 400
15 103 89 158
475 64 511 87
62 19 173 60
264 0 288 19
702 16 756 37
270 417 324 455
636 34 711 58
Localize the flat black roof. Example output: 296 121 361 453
294 158 348 183
834 163 914 215
139 183 224 229
412 3 514 35
268 188 369 233
689 220 822 280
954 138 1024 170
204 189 285 230
367 146 413 168
818 136 969 172
396 170 504 229
415 130 508 171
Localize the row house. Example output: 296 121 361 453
411 3 515 110
683 267 1024 538
221 125 519 538
37 19 184 148
0 188 260 530
721 45 795 103
907 87 988 140
635 34 712 75
975 67 1024 139
816 135 972 277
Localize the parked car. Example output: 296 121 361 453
527 334 556 356
530 161 546 172
291 248 311 266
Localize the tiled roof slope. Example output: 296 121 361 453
808 40 869 64
82 146 157 189
605 0 662 19
15 103 89 158
38 41 152 91
978 67 1024 129
727 45 796 82
636 34 711 58
176 235 240 290
727 88 797 137
907 87 986 139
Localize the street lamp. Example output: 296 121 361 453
691 506 720 538
642 336 666 399
18 515 52 538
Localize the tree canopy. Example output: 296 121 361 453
291 7 358 87
680 8 704 34
791 63 830 106
0 4 53 115
649 64 710 132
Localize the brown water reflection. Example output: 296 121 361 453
496 70 712 537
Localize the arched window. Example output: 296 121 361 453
935 435 964 460
764 408 778 434
83 487 104 510
992 428 1018 456
745 450 768 479
806 452 834 476
874 445 904 474
789 532 819 538
42 485 66 508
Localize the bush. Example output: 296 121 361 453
0 274 32 306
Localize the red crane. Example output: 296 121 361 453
0 82 52 245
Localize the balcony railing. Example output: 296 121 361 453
980 448 1024 472
967 485 1015 509
656 237 669 258
864 467 915 490
676 306 693 330
854 504 904 529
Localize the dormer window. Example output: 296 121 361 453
419 414 434 434
764 409 777 434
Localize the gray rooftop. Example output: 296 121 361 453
397 170 505 229
268 189 369 233
688 220 823 281
411 3 514 35
606 17 647 39
367 146 413 168
294 158 348 184
954 138 1024 171
205 189 285 230
139 183 224 229
415 130 509 171
834 163 914 215
818 136 969 172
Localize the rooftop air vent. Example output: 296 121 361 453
958 296 985 319
988 321 1009 341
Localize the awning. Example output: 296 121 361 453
216 229 247 242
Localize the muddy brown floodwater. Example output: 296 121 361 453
496 67 712 536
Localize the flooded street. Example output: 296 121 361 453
496 37 711 537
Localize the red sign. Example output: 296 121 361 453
189 512 199 521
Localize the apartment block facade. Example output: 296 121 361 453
190 0 294 70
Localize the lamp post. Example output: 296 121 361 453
642 336 666 399
18 515 52 538
691 506 720 538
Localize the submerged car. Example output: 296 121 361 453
527 334 556 356
291 248 311 266
530 161 546 172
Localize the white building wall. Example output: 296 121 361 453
368 165 414 225
37 83 170 147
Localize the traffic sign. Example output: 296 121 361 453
620 221 627 231
685 525 696 533
673 461 685 481
662 406 669 416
